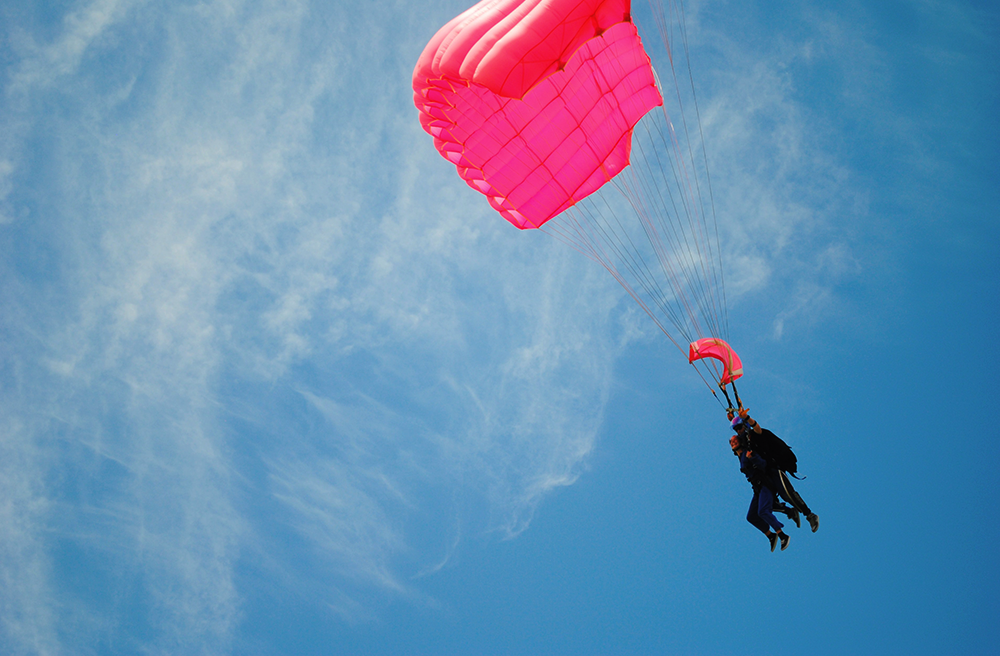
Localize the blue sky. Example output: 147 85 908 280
0 0 997 654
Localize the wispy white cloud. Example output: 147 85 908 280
0 0 628 650
8 0 135 93
677 3 869 338
0 160 14 225
0 418 60 656
0 0 900 650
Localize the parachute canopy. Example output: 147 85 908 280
412 0 663 229
689 338 743 385
416 1 740 395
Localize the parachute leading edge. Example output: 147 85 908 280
689 338 743 385
412 0 663 229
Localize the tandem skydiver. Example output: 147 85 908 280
729 409 819 550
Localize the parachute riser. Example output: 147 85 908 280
731 381 743 411
719 381 744 421
719 383 743 412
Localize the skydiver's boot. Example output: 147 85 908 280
779 532 790 551
767 532 779 552
807 513 819 533
773 502 801 528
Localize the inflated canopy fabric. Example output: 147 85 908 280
413 0 662 229
688 338 744 385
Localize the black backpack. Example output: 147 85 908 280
748 429 798 475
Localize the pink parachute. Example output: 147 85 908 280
412 0 663 229
416 1 744 394
688 338 743 385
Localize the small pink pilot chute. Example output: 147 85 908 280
412 0 663 229
688 338 744 385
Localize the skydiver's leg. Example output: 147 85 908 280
773 500 800 528
777 471 818 531
746 490 770 533
778 471 812 515
756 486 784 533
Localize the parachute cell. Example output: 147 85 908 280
412 0 663 229
689 338 743 385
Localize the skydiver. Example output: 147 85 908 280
731 410 819 533
729 431 790 551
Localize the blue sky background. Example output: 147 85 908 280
1 0 997 654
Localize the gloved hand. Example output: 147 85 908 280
738 407 750 419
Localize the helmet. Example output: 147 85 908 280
731 415 744 430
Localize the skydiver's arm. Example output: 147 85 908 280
738 408 763 434
746 451 767 470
